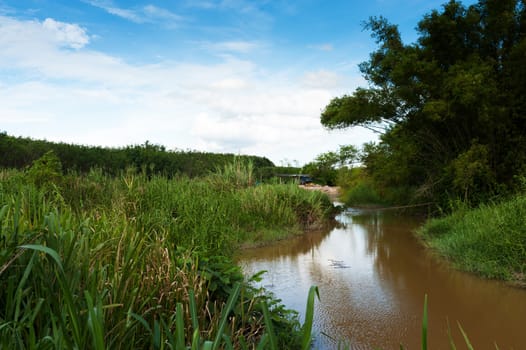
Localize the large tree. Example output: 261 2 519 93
322 0 526 204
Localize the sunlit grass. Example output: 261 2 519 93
418 194 526 282
0 162 333 349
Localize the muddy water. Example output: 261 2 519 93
238 209 526 349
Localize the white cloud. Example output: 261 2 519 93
85 1 183 27
86 0 143 22
201 40 262 54
0 15 376 164
42 18 90 49
308 43 334 52
302 70 342 89
143 5 181 21
210 78 248 89
0 16 90 55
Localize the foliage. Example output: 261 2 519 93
0 163 334 349
338 168 384 206
256 166 302 181
26 150 63 189
0 132 274 178
303 145 360 186
321 0 526 206
449 142 496 202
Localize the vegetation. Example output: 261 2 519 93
418 193 526 283
337 167 384 206
321 0 526 208
0 152 335 349
316 0 526 287
0 132 273 178
302 145 360 186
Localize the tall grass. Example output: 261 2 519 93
0 161 333 349
418 194 526 282
0 160 504 348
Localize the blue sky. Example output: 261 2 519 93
0 0 476 165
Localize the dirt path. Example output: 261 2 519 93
299 184 340 201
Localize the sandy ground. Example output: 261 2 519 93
299 184 340 201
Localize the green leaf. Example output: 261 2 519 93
189 289 200 333
19 244 63 272
301 285 320 350
261 301 277 350
176 303 185 350
422 294 428 350
256 334 269 350
212 282 241 350
153 320 161 350
85 291 105 350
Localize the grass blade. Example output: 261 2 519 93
191 329 200 350
19 244 63 272
176 303 185 350
189 289 200 333
301 285 320 350
153 320 161 350
256 334 269 350
446 319 457 350
422 294 428 350
457 323 474 350
221 334 234 350
261 300 277 350
85 291 105 350
212 282 241 350
160 317 176 349
129 313 152 334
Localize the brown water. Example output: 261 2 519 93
238 209 526 349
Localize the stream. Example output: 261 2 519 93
238 208 526 349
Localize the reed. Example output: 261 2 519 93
0 162 332 349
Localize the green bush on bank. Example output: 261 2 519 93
338 167 415 207
418 194 526 282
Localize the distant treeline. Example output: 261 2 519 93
0 132 274 177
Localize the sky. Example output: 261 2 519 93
0 0 476 165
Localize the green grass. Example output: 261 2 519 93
418 194 526 282
2 155 502 348
0 161 334 349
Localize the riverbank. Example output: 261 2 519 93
0 160 334 349
417 194 526 286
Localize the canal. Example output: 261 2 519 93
238 208 526 349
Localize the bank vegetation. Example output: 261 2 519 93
0 151 334 349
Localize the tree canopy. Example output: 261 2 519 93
322 0 526 204
0 132 274 178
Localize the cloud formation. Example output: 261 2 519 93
204 40 262 54
85 1 183 27
0 15 375 164
42 18 90 49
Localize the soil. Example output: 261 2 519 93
299 184 340 201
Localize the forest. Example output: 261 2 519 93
321 0 526 207
0 132 274 178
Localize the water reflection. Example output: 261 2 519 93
238 209 526 349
